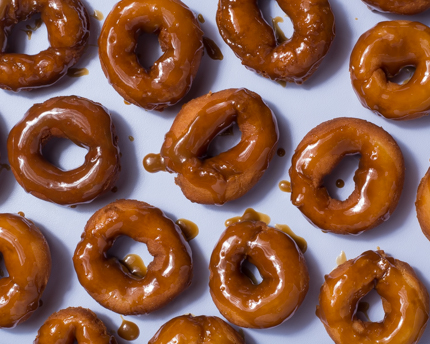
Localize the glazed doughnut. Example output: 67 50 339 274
350 21 430 120
149 314 244 343
99 0 203 111
216 0 335 83
362 0 430 14
0 213 51 328
158 88 278 205
317 250 429 344
209 221 309 328
416 168 430 241
0 0 89 91
289 117 404 235
7 96 120 206
34 307 117 344
73 199 192 315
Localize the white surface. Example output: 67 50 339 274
1 0 430 343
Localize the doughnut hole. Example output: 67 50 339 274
206 123 241 158
356 288 385 322
42 138 87 171
0 253 9 278
388 66 416 85
135 31 163 70
241 258 263 285
6 13 49 55
324 154 361 201
259 0 294 41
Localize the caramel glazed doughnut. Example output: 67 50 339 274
362 0 430 15
209 221 309 328
317 250 430 344
0 0 89 91
149 315 245 344
35 307 117 344
73 199 193 315
350 21 430 120
7 96 120 206
159 88 279 205
99 0 204 111
216 0 335 83
416 168 430 241
290 117 404 235
0 213 51 329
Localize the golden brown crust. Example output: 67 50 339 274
362 0 430 14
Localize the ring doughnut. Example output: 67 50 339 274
73 199 193 315
216 0 335 83
0 0 89 91
7 96 121 206
34 307 117 343
99 0 204 111
350 21 430 120
289 117 404 235
416 168 430 241
209 220 309 328
149 314 244 343
362 0 430 14
158 88 278 205
0 213 51 328
317 250 429 344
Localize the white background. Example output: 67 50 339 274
2 0 430 343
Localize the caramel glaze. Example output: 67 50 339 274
362 0 430 14
225 208 271 227
18 211 25 217
7 96 121 206
149 314 244 343
197 14 205 23
274 224 307 253
335 179 345 188
289 117 404 235
91 10 104 21
416 167 430 241
350 21 430 120
23 18 43 40
336 250 347 266
216 0 335 83
203 37 224 60
67 67 89 77
35 307 116 344
279 180 291 193
272 16 288 43
73 200 193 315
0 163 10 172
277 148 286 157
317 250 430 344
0 0 90 91
98 0 204 111
121 254 147 278
0 214 51 328
160 88 279 205
143 153 166 173
209 221 309 328
118 316 140 341
175 219 199 241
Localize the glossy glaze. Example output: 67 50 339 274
118 317 140 341
209 221 309 328
225 208 271 227
350 21 430 120
203 37 224 60
416 167 430 241
121 254 147 278
277 148 286 157
73 200 193 315
216 0 335 83
98 0 204 111
278 180 291 193
272 16 288 43
160 88 279 205
91 9 104 21
149 314 245 343
197 13 205 23
35 307 116 343
175 219 199 241
289 117 404 235
317 250 430 344
67 68 89 77
0 0 89 91
143 153 166 173
0 214 51 328
7 96 121 205
362 0 430 14
336 179 345 188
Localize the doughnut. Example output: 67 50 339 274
289 117 404 235
149 314 244 343
416 168 430 241
99 0 204 111
159 88 279 205
362 0 430 14
34 307 117 343
216 0 335 83
350 21 430 120
317 250 429 344
0 213 51 328
209 220 309 328
7 96 121 206
73 199 193 315
0 0 89 91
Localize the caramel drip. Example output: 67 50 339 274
128 136 134 142
203 37 224 60
277 148 285 157
23 30 32 40
67 68 89 77
241 264 259 285
277 80 287 87
22 18 43 40
175 219 199 241
118 316 140 341
38 299 43 307
70 205 77 209
18 212 25 217
274 224 307 253
124 100 131 105
279 180 292 193
336 251 347 266
143 153 166 173
272 16 288 43
111 186 118 193
336 179 345 188
225 208 271 227
121 254 147 278
357 301 370 321
91 10 104 21
197 14 205 23
0 163 10 172
238 328 245 340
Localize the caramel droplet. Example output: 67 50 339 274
277 148 286 157
128 136 134 142
70 205 77 209
23 30 32 40
272 16 288 43
336 251 347 266
18 212 25 217
176 219 199 241
67 68 89 78
121 254 147 278
111 186 118 193
118 316 140 341
197 14 205 23
143 153 166 173
225 208 271 227
274 224 307 253
276 80 287 87
0 163 10 172
335 179 345 188
124 100 131 105
203 37 223 60
279 180 292 193
357 301 370 321
241 264 259 285
91 10 104 21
